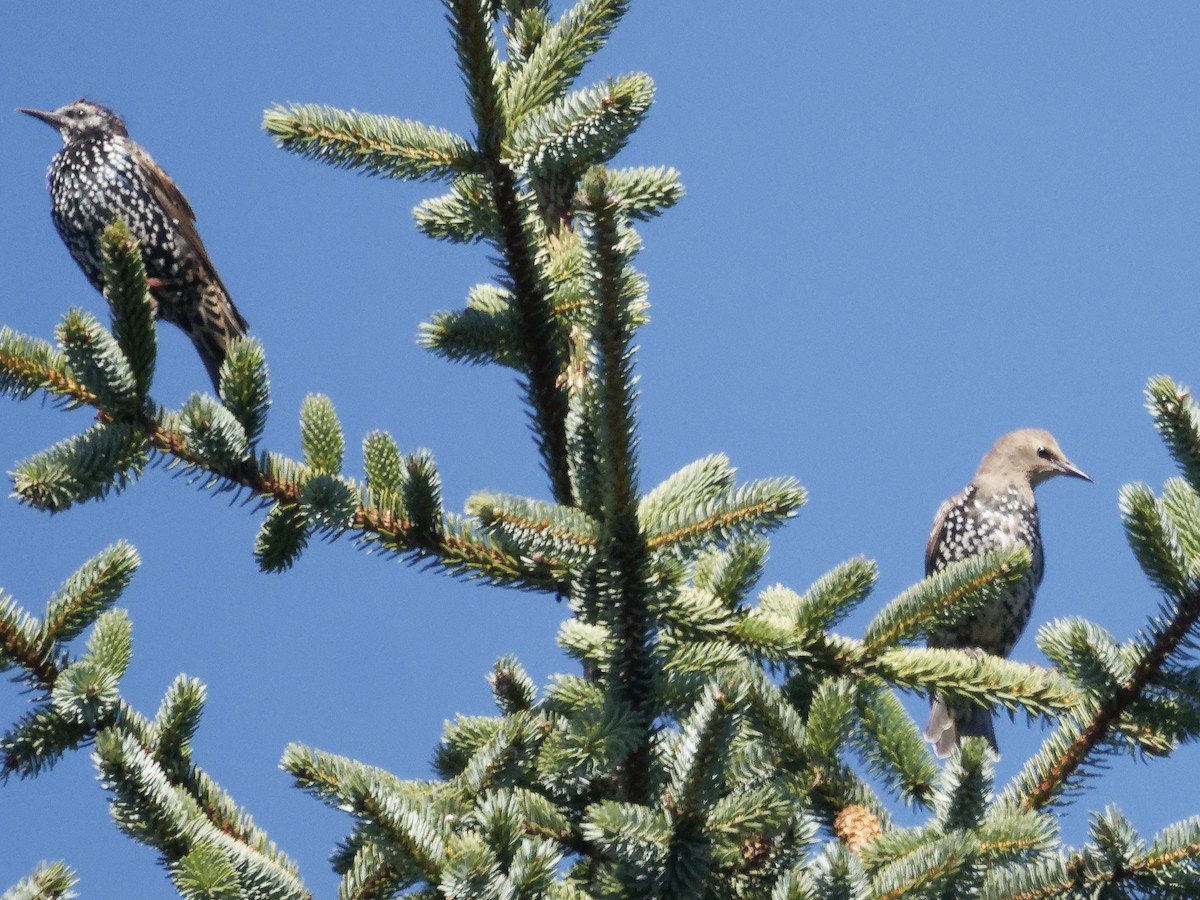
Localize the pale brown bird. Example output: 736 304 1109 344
924 429 1090 758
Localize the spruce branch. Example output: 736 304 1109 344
99 221 156 399
447 0 506 154
0 594 58 688
862 546 1032 653
414 175 500 243
55 309 138 417
152 676 205 774
178 393 251 470
489 654 538 713
981 809 1200 899
1163 477 1200 581
1147 375 1200 492
0 346 568 585
447 0 574 503
756 556 879 637
0 328 89 404
695 539 768 607
218 337 270 446
505 73 654 176
362 430 403 493
254 503 309 573
0 553 308 897
874 646 1074 719
1 705 96 780
40 541 140 648
470 491 600 565
644 477 807 562
263 104 478 181
869 830 978 900
1120 483 1193 598
1001 416 1200 811
12 422 149 513
420 287 524 367
574 167 657 803
502 0 630 128
638 454 736 534
299 393 345 475
95 729 310 898
602 166 684 221
1006 583 1200 813
488 157 573 504
501 1 551 68
1 861 77 900
853 686 940 810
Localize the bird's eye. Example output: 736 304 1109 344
1037 447 1054 461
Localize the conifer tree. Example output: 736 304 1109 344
3 2 1200 897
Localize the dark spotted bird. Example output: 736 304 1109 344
19 99 247 390
924 429 1090 758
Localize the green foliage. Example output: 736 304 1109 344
420 285 523 367
506 73 654 175
1038 616 1128 699
218 337 270 445
645 476 808 564
638 454 736 533
877 644 1074 718
854 687 940 809
414 175 500 243
489 655 538 713
100 220 156 399
254 504 310 573
502 0 629 127
12 422 148 512
56 309 138 415
601 166 684 221
1 861 77 900
168 841 241 900
179 392 251 469
862 546 1032 651
0 328 74 401
4 1 1200 897
51 657 121 727
263 104 477 181
1147 375 1200 492
41 541 140 646
758 556 879 637
153 676 205 769
299 393 345 474
402 449 445 542
1121 482 1195 597
298 473 358 532
470 491 598 564
362 430 403 493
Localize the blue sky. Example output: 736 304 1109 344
2 3 1199 895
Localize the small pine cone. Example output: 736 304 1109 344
834 804 881 851
740 835 771 869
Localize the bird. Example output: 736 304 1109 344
923 429 1090 759
19 98 247 390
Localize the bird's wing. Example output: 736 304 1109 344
925 486 970 576
133 144 249 332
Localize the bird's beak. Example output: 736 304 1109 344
1056 458 1092 482
17 107 65 129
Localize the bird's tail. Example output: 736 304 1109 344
924 695 999 760
190 283 249 391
